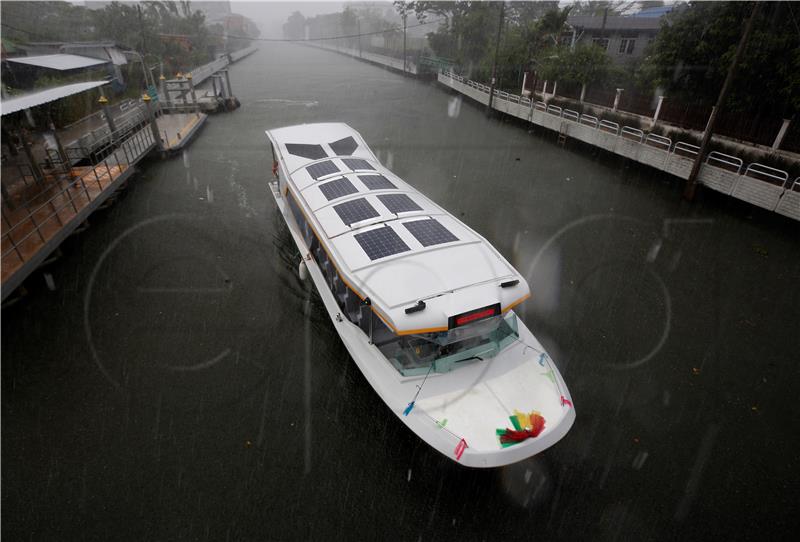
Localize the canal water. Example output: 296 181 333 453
3 44 798 541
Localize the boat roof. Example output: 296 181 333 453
266 123 530 335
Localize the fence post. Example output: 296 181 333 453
142 94 163 151
651 96 665 129
98 95 117 134
771 118 792 150
613 88 624 111
187 73 199 113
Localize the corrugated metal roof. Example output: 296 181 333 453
7 54 109 71
1 80 109 116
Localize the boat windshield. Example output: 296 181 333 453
377 312 520 376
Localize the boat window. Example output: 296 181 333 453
378 313 520 376
354 226 411 260
329 136 358 155
378 193 422 214
403 219 459 247
358 174 396 190
319 177 359 201
306 160 340 180
285 143 328 159
333 197 380 225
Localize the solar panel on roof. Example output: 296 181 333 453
306 160 340 180
333 198 380 226
342 158 374 171
359 174 396 190
329 136 358 156
403 219 459 247
319 177 358 201
286 143 328 160
378 194 422 214
355 227 411 260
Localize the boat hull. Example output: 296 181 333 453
270 182 575 467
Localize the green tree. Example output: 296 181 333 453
637 1 800 114
536 44 615 101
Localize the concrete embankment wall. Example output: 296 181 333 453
438 72 799 222
304 42 418 75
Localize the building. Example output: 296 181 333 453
565 14 664 64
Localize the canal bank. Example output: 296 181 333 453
1 50 257 301
2 43 798 541
437 72 799 222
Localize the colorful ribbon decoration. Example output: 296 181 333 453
496 410 546 447
454 438 468 460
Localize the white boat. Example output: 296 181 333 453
266 123 575 467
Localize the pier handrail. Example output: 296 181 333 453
673 141 700 157
743 163 789 186
706 151 743 174
621 126 644 143
579 114 598 128
546 104 562 116
534 101 547 112
645 133 672 151
599 120 620 135
563 109 579 122
2 155 125 264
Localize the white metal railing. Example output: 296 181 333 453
599 120 620 135
706 151 743 174
673 141 700 157
744 163 790 186
621 126 644 143
579 114 598 128
563 109 579 122
645 133 672 151
438 71 796 216
546 104 562 116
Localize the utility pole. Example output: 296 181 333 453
487 1 505 114
683 1 760 201
402 13 407 73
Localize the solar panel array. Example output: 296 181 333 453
342 158 374 171
319 177 359 201
354 227 411 261
378 194 422 214
329 136 358 156
403 219 459 247
333 198 380 226
306 160 340 180
286 143 327 160
359 174 396 190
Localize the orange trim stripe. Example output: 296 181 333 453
502 293 530 313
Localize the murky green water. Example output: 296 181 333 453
3 44 798 541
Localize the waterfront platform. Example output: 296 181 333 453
156 112 207 153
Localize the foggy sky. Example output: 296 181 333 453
230 1 350 38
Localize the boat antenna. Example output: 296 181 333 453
403 361 435 416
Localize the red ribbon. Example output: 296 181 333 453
561 395 572 408
454 439 468 460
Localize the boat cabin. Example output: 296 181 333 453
266 123 531 376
